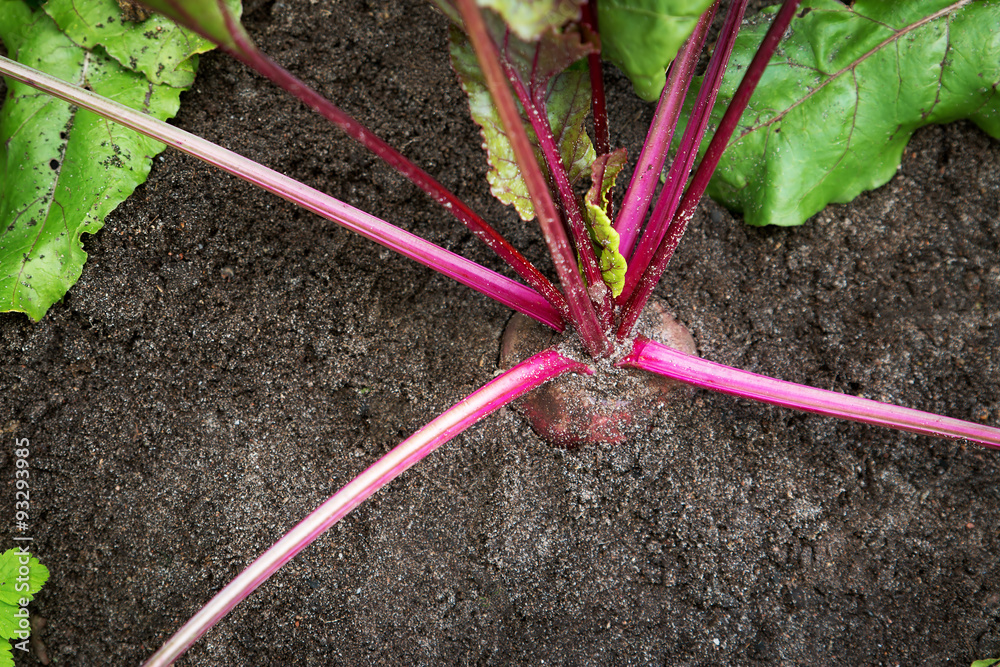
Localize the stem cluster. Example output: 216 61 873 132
451 0 799 350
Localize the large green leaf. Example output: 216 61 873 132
598 0 713 101
0 2 181 320
449 22 595 220
700 0 1000 227
0 0 227 320
44 0 227 88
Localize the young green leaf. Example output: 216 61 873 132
449 24 595 220
699 0 1000 226
44 0 238 88
0 0 224 320
584 149 628 296
597 0 713 102
0 548 49 640
971 661 1000 667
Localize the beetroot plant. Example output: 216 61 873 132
0 0 998 663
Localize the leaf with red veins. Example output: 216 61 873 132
691 0 1000 227
449 21 596 220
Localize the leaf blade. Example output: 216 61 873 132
0 548 49 640
44 0 232 88
700 0 1000 227
478 0 581 40
132 0 249 52
449 22 595 221
597 0 713 101
0 3 182 320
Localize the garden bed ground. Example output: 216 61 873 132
1 0 998 664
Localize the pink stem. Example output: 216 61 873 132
502 60 614 326
0 55 565 331
621 337 1000 449
614 1 716 259
142 0 568 322
224 41 570 323
619 0 741 294
580 0 610 157
142 349 591 666
454 0 610 357
618 0 802 339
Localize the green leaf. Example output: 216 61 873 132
131 0 250 53
44 0 234 88
0 641 12 667
0 0 35 52
478 0 581 41
597 0 713 101
584 149 628 296
0 1 183 320
541 62 597 184
450 28 532 218
699 0 1000 227
428 0 581 41
971 661 1000 667
449 22 595 220
0 548 49 640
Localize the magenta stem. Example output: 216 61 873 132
614 1 716 259
142 348 592 667
621 337 1000 449
148 0 568 322
618 0 802 339
501 59 613 326
226 45 570 323
455 0 610 356
580 0 610 158
619 0 741 296
0 55 565 331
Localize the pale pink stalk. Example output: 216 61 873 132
0 55 564 331
621 337 1000 449
141 348 589 666
614 1 716 258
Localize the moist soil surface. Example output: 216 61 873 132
2 1 999 664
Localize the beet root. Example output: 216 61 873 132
499 300 697 447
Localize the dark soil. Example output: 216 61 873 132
2 0 998 664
